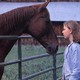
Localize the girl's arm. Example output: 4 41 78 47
69 46 80 80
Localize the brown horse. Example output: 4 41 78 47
0 2 58 79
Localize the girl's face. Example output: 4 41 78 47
62 26 72 39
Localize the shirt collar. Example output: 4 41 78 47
68 42 74 47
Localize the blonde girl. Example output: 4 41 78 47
61 20 80 80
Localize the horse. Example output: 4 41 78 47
0 1 58 79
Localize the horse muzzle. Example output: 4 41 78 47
46 45 58 55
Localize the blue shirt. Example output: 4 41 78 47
62 42 80 80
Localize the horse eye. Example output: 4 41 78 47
45 20 50 23
40 15 50 22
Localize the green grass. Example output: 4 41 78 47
1 45 66 80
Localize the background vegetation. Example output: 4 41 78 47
1 45 65 80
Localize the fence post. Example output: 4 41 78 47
18 39 22 80
52 54 56 80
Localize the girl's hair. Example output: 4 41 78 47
63 20 80 43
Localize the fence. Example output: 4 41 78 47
0 35 64 80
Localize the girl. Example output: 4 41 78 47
62 20 80 80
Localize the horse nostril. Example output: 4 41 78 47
47 45 58 55
47 46 53 54
48 46 52 52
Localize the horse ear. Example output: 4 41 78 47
38 1 49 13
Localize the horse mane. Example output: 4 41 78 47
0 4 40 35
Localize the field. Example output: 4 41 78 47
1 45 66 80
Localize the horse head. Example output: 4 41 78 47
24 2 58 55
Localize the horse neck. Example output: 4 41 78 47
0 6 37 35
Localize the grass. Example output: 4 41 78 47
1 45 66 80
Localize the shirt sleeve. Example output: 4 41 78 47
69 46 80 80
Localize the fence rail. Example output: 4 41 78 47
0 35 64 80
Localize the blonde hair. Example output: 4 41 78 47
63 20 80 43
